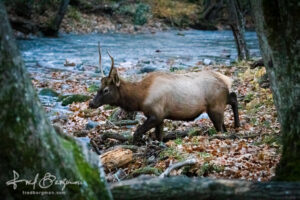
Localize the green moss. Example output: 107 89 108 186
244 92 254 103
134 3 150 25
159 147 185 161
198 152 211 158
207 128 217 136
275 132 300 181
87 84 99 93
254 134 281 147
67 6 82 22
188 128 200 137
61 94 91 106
131 167 162 177
57 94 70 101
103 105 116 110
117 3 150 25
60 137 112 199
197 162 224 176
174 138 183 145
39 88 59 97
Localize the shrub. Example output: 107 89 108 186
151 0 199 27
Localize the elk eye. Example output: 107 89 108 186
103 88 109 94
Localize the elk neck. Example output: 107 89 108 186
117 79 148 112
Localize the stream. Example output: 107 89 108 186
17 30 260 119
18 30 260 73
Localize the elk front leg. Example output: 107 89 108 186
155 122 164 142
133 116 161 144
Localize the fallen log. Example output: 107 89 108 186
103 145 140 153
111 176 300 200
163 130 190 142
113 120 139 126
102 132 131 142
100 148 133 171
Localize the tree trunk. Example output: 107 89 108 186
227 0 249 60
111 176 300 200
0 2 112 199
251 0 300 181
41 0 70 37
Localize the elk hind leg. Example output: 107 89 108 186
207 110 226 133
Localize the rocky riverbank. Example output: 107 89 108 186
60 11 170 34
7 0 254 37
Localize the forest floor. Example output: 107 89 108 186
31 61 281 183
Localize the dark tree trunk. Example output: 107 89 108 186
0 2 112 199
111 176 300 200
41 0 70 37
251 0 300 181
227 0 250 60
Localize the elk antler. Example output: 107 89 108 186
98 42 104 77
107 50 114 76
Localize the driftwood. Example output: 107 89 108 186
163 130 190 142
209 134 238 140
101 130 270 145
113 120 139 126
100 148 133 171
90 139 101 155
159 159 197 178
111 176 300 200
209 133 274 140
101 130 189 143
102 132 131 142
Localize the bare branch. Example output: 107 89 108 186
159 158 197 178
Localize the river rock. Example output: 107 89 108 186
39 88 59 97
142 60 151 64
64 59 76 66
75 63 85 71
225 60 231 66
60 94 91 106
221 50 231 58
139 66 157 73
203 58 212 65
86 120 100 130
36 61 55 69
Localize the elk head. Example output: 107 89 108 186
89 45 121 108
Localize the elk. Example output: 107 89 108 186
89 44 240 144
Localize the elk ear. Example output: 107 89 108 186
110 67 120 87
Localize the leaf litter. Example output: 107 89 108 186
31 61 281 182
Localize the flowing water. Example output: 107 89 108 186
18 30 260 74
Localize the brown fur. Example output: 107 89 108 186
117 75 155 111
89 65 240 144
